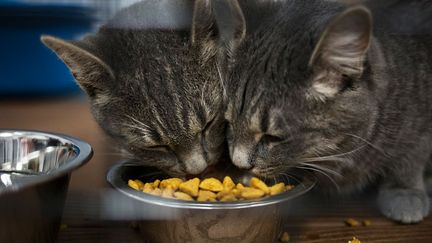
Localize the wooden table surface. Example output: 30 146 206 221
1 97 431 243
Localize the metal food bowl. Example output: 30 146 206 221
0 130 93 243
107 161 315 243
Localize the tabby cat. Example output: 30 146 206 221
215 0 432 223
41 0 233 176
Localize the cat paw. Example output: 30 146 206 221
378 188 430 223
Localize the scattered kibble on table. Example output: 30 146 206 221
348 237 361 243
127 176 295 202
279 231 290 242
345 218 361 227
362 220 371 226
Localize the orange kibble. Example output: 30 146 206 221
152 179 161 188
223 176 236 190
270 182 286 196
143 183 154 193
250 177 270 194
128 180 140 191
220 194 237 202
174 191 194 201
199 178 224 192
179 178 200 197
197 190 217 202
236 183 245 190
150 188 162 196
160 178 183 190
241 187 265 199
286 184 295 191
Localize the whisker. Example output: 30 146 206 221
299 162 343 178
344 133 389 157
299 145 366 163
296 165 340 192
278 171 302 185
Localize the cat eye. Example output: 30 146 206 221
202 116 217 134
261 134 284 144
147 145 171 152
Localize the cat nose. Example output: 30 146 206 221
179 151 208 175
184 160 207 175
232 146 252 169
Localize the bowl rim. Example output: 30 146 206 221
0 129 93 195
107 161 316 210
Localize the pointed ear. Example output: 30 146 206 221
41 35 114 97
191 0 245 58
310 6 372 76
308 6 372 98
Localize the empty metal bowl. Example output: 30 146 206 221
0 130 93 243
107 161 315 243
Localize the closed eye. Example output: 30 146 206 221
202 116 216 134
147 145 171 152
261 134 284 144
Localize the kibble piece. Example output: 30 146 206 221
152 179 161 188
348 237 361 243
232 188 242 198
270 182 286 196
143 183 153 193
197 190 217 202
345 218 360 227
236 183 245 190
223 176 236 190
250 177 270 194
220 194 237 202
280 232 290 242
128 180 140 191
174 191 194 201
217 189 230 199
161 186 175 198
362 220 371 226
134 179 145 190
199 178 224 192
160 178 183 190
286 185 295 191
150 188 162 196
241 187 265 199
179 178 200 197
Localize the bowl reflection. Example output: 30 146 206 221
0 130 92 243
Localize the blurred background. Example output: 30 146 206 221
0 0 141 97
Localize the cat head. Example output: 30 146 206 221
41 0 239 176
222 1 379 182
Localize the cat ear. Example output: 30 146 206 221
41 35 114 97
310 6 372 75
191 0 246 58
309 6 372 98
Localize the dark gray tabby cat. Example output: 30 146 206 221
214 0 432 223
41 0 239 176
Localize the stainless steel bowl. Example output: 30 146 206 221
0 130 93 243
107 161 315 243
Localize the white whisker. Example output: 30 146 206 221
296 165 341 192
299 162 342 178
344 133 389 157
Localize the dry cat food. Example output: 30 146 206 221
344 218 372 227
128 176 295 202
348 237 361 243
345 218 361 227
279 231 290 242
